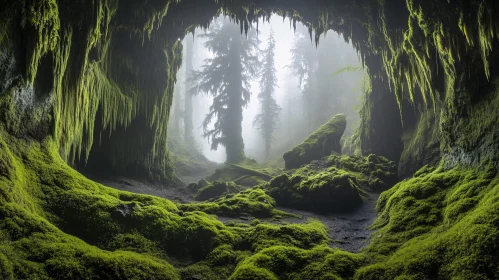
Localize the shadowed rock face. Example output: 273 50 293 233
283 114 347 169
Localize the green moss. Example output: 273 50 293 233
283 114 347 169
230 245 363 280
246 220 330 251
180 188 277 218
357 162 499 279
327 154 399 191
0 203 181 280
0 131 240 274
399 110 441 177
264 170 363 213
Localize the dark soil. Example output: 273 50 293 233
276 192 380 252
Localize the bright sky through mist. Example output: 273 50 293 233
190 15 361 163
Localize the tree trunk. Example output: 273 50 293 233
224 28 246 163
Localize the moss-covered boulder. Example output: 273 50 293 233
230 245 362 280
264 170 363 213
327 154 398 191
283 114 347 169
181 188 278 218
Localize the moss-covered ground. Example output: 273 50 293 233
1 128 498 279
262 154 398 213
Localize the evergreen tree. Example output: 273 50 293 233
288 25 318 134
192 18 259 163
254 30 281 159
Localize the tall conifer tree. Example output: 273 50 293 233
192 18 259 163
254 30 281 159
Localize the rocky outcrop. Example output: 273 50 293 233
283 114 346 169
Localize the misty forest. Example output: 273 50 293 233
1 1 499 279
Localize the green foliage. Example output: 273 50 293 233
283 114 347 169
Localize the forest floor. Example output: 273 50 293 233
95 174 380 253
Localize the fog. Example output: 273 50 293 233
169 15 363 164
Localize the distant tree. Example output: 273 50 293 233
192 18 260 163
183 36 194 144
288 25 317 133
254 30 281 159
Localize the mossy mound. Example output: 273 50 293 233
283 114 346 169
178 220 332 280
0 130 337 279
264 170 364 213
230 245 363 280
246 219 330 251
357 162 499 279
327 154 398 191
3 128 499 279
180 188 277 218
262 153 397 213
194 181 243 201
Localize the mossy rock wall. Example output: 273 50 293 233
2 0 499 180
283 114 346 170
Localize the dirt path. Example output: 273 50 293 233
176 164 220 186
276 192 380 252
94 176 380 253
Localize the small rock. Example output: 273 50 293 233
240 216 249 221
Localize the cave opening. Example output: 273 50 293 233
1 1 499 279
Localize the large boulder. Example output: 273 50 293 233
283 114 347 169
264 170 363 213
